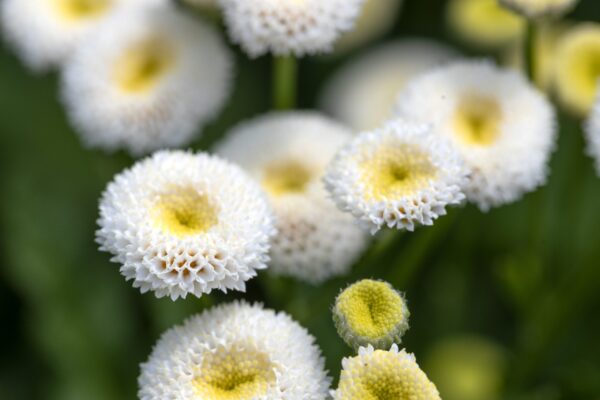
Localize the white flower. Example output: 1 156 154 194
217 0 365 57
61 4 233 156
139 301 331 400
499 0 579 19
321 39 459 132
324 120 467 234
332 344 440 400
96 150 276 300
216 112 368 284
396 61 556 211
585 93 600 176
0 0 163 72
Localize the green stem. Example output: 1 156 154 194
273 56 298 110
524 22 537 84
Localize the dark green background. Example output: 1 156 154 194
1 0 600 399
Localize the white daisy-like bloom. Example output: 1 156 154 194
396 61 556 211
585 94 600 176
96 150 276 300
217 0 365 57
321 39 459 132
324 120 467 234
499 0 579 19
0 0 163 72
139 301 331 399
332 344 441 399
216 112 368 284
61 5 232 156
334 0 403 53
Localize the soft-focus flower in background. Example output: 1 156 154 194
333 279 410 350
324 120 467 234
499 0 579 19
216 112 368 284
446 0 524 48
96 151 276 300
0 0 163 71
60 5 232 156
396 61 556 211
139 301 330 399
334 0 404 53
585 92 600 175
554 23 600 116
217 0 365 57
332 344 441 399
321 39 459 132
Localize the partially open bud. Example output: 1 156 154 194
333 279 410 350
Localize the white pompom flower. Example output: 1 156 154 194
61 4 233 156
96 150 276 300
396 61 556 211
139 301 331 400
321 39 459 132
217 0 365 57
499 0 579 19
585 93 600 176
324 120 467 234
332 344 441 400
0 0 163 72
216 112 368 284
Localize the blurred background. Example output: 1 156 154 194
1 0 600 399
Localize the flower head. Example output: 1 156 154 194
96 150 276 300
216 112 368 284
499 0 579 19
0 0 162 71
321 39 459 132
324 120 467 234
332 344 441 400
446 0 524 48
333 279 410 350
139 301 330 399
554 23 600 116
396 61 556 211
585 93 600 176
61 4 233 155
218 0 365 57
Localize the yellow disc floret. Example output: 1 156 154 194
333 344 441 400
113 39 176 93
53 0 110 22
152 186 218 237
262 160 314 196
453 95 503 146
194 344 276 399
334 279 410 350
554 24 600 116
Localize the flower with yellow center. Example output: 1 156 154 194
333 279 410 350
321 39 459 132
217 112 368 284
585 92 600 176
554 23 600 116
324 120 467 234
96 150 276 300
396 61 556 211
499 0 579 19
332 344 441 400
61 4 232 155
0 0 164 71
446 0 524 48
139 302 331 399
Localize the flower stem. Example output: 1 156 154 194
273 55 298 110
524 22 538 84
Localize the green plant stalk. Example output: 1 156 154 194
273 55 298 110
524 22 537 84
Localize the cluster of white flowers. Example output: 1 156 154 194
139 301 331 399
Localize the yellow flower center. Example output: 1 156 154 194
53 0 110 21
336 280 405 340
113 39 176 93
194 345 276 399
152 186 218 237
567 43 600 111
360 144 437 201
453 95 503 146
262 160 314 196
